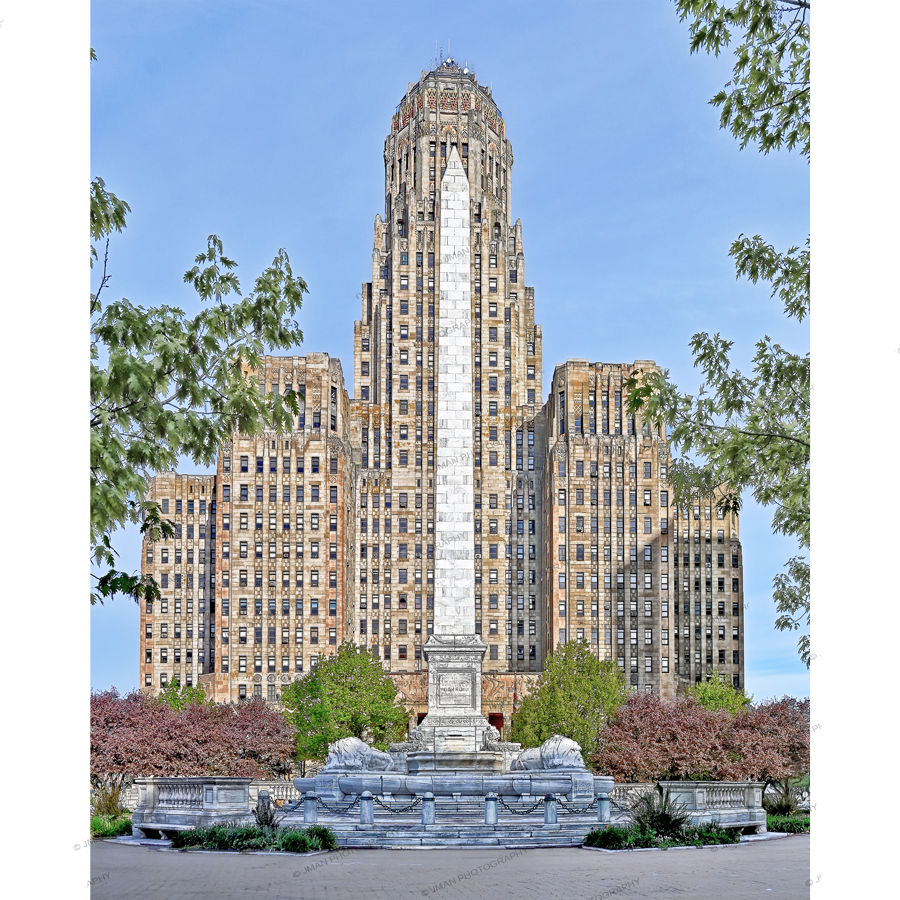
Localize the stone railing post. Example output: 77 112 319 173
485 792 498 825
422 792 435 825
543 794 557 825
360 791 374 825
303 791 318 824
597 793 610 824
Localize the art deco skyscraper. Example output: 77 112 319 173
140 59 746 720
350 60 546 707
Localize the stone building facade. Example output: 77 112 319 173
139 473 216 692
139 60 745 722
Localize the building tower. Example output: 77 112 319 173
139 59 746 716
350 60 545 723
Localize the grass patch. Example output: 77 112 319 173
767 813 810 833
584 821 739 850
91 815 133 838
170 823 337 852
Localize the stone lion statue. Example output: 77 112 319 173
539 734 586 769
321 736 395 772
511 734 587 770
511 747 542 770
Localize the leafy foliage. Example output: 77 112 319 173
90 815 133 838
170 823 336 852
763 776 807 815
675 0 810 157
305 824 338 850
583 820 738 849
155 682 210 710
686 672 752 714
766 813 810 833
91 774 130 818
508 641 628 755
592 692 809 782
91 689 294 779
252 795 285 829
629 1 811 663
584 825 634 850
682 822 741 846
280 641 411 762
629 784 691 838
276 829 317 854
90 174 307 605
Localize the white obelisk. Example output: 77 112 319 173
415 146 492 762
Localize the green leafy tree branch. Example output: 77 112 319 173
509 641 628 755
628 2 810 664
281 642 411 764
90 174 307 605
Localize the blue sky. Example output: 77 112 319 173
89 0 810 700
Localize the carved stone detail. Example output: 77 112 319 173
389 725 432 753
511 734 588 771
321 737 395 773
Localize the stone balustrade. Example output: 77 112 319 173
249 780 301 807
610 781 766 833
128 775 766 840
119 778 299 812
130 777 253 838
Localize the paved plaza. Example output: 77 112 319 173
90 835 810 899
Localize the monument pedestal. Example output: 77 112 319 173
413 634 494 760
405 750 505 774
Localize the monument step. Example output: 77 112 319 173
311 819 600 848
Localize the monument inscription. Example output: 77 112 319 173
437 673 474 707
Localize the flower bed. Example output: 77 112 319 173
766 814 810 833
584 822 740 850
170 824 337 853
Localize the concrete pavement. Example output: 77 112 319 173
90 834 810 899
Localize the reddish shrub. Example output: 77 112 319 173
590 692 809 783
90 689 295 781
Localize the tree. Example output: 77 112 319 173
90 689 295 780
628 1 810 663
280 642 411 762
508 641 628 756
592 691 809 783
90 49 308 606
686 672 753 714
155 681 210 710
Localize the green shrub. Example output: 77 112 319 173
277 829 312 853
92 780 128 819
767 814 810 833
629 828 658 849
584 825 632 850
682 822 739 846
170 823 337 852
90 815 133 838
585 820 740 850
306 825 338 851
629 785 690 838
763 777 809 816
252 797 284 829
